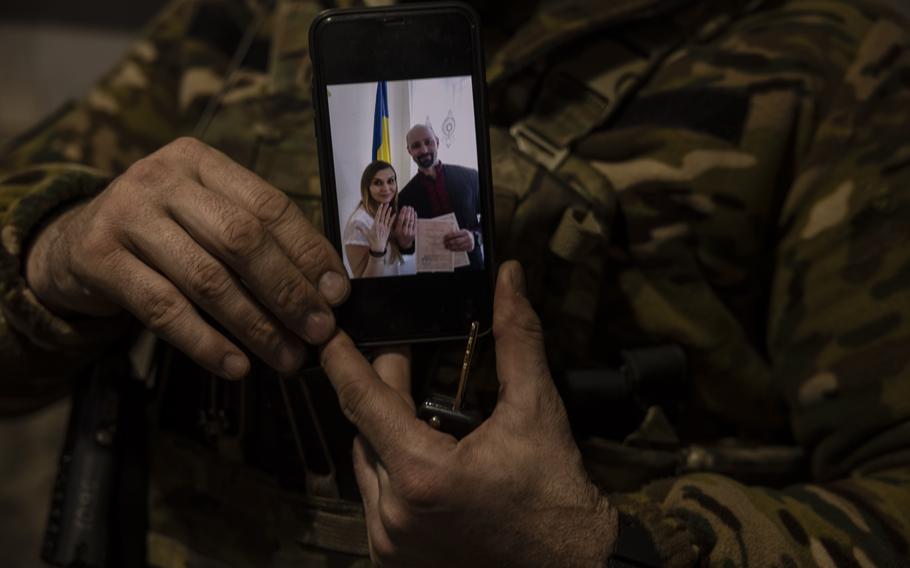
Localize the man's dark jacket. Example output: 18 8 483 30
398 163 483 270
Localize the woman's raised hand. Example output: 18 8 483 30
392 205 417 249
369 203 394 254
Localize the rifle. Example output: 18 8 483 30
42 348 148 568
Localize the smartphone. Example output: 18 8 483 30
310 2 495 345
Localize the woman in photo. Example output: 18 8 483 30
343 160 417 278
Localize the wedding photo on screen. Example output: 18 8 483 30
326 76 483 279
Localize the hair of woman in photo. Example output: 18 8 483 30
359 159 402 264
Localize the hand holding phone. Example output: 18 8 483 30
320 262 617 565
25 138 347 378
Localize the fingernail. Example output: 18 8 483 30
304 310 335 344
278 345 304 372
222 353 249 380
318 271 348 304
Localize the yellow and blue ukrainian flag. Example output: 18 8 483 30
372 80 391 163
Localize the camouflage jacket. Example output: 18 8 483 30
2 0 910 566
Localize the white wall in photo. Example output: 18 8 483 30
407 76 477 179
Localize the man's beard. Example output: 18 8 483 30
416 153 435 168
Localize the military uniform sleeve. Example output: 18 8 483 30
0 0 251 414
593 3 910 566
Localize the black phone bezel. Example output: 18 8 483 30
309 2 495 346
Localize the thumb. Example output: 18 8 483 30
491 261 559 419
372 346 414 411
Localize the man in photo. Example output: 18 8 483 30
398 123 483 270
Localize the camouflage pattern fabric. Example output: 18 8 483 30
2 0 910 566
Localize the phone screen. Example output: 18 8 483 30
327 76 483 278
311 6 494 344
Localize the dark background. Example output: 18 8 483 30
0 0 167 145
0 0 165 28
0 4 166 566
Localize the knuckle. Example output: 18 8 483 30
336 380 370 425
272 277 312 313
248 188 291 224
143 290 189 333
75 219 113 259
220 211 267 258
185 260 232 303
288 234 329 271
118 159 180 214
72 241 118 284
123 157 166 187
244 313 280 347
71 195 124 255
165 136 207 164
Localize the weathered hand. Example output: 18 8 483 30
369 203 394 254
443 228 474 252
392 205 416 250
25 137 350 379
320 261 617 567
